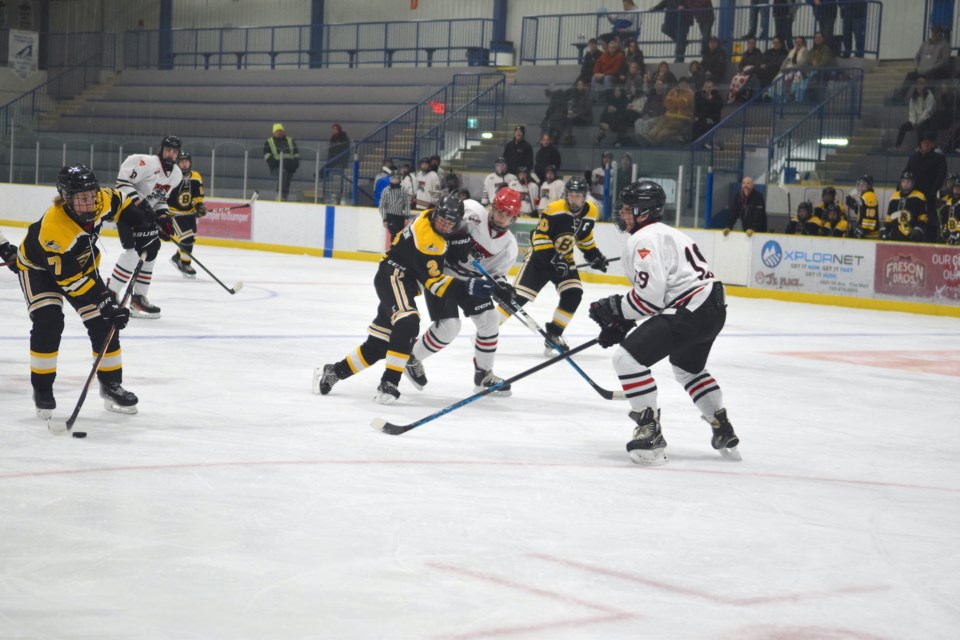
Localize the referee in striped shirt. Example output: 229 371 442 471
380 170 412 240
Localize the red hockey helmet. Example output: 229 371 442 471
493 187 522 217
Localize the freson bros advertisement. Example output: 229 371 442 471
875 244 960 304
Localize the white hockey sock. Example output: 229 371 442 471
413 318 460 361
613 346 657 413
472 308 500 371
110 249 140 294
134 259 155 296
672 365 723 419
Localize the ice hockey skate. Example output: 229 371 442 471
100 382 138 414
705 408 741 461
33 388 56 419
542 323 569 356
170 254 197 278
626 408 668 465
404 356 428 390
373 380 400 405
473 366 512 396
313 364 340 395
130 294 161 319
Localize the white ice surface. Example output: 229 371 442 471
1 233 959 640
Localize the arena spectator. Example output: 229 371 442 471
503 125 534 176
534 133 562 184
840 0 868 59
623 61 646 99
894 26 952 102
693 78 723 142
598 85 630 145
577 38 602 85
541 86 569 142
638 77 695 147
891 78 937 152
651 0 693 63
769 36 810 103
805 31 836 103
263 122 299 201
727 176 767 233
757 36 787 88
632 78 668 142
592 39 626 99
687 60 706 91
654 61 678 86
808 0 838 50
742 0 770 40
701 36 727 82
599 1 641 46
772 0 795 44
689 0 716 57
623 38 645 75
728 38 763 103
562 80 594 145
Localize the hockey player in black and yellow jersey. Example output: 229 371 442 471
14 164 157 418
883 171 928 242
813 186 846 221
165 151 206 277
313 195 498 404
821 203 850 237
938 177 960 245
504 176 609 355
852 174 881 239
785 201 822 235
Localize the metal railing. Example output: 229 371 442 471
124 18 495 70
520 1 882 65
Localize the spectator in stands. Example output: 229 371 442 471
839 0 868 59
534 133 562 185
263 123 299 201
701 36 727 82
904 132 948 234
652 0 693 63
689 0 716 57
379 170 411 241
894 26 952 102
541 86 569 142
655 61 678 87
769 36 810 103
742 0 770 40
687 60 706 91
633 78 668 142
693 78 723 143
598 85 630 145
592 39 626 100
624 61 646 99
623 39 645 75
599 1 641 46
503 125 534 177
638 77 695 147
892 78 937 152
808 0 838 50
728 38 763 103
772 1 795 45
883 171 929 242
757 36 788 88
727 176 767 233
538 166 565 213
805 30 836 103
327 123 350 171
577 38 602 85
785 201 821 235
562 80 594 145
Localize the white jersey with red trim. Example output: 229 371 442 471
444 199 518 280
507 178 540 216
482 171 516 205
537 179 565 212
619 221 719 319
116 154 182 214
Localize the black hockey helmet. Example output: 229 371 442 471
418 156 430 168
177 150 192 171
389 169 401 184
445 172 461 191
545 164 557 178
821 186 836 200
158 135 182 170
495 156 507 173
617 180 665 233
564 176 589 214
517 165 529 177
57 164 101 226
431 194 464 236
946 173 960 187
824 203 841 221
900 171 915 190
797 200 813 220
857 174 874 189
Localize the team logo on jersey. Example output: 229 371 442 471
138 160 146 166
761 240 783 268
637 248 650 259
43 239 62 252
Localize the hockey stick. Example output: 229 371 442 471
163 231 243 294
47 253 147 438
371 338 600 435
575 256 620 269
203 190 259 215
472 260 625 401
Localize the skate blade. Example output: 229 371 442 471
311 369 323 395
718 446 742 462
629 448 668 466
373 392 399 405
473 385 512 396
36 407 53 420
403 370 426 391
130 309 160 319
47 419 68 435
103 399 138 414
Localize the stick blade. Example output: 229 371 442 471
47 419 69 435
230 282 244 294
370 417 413 436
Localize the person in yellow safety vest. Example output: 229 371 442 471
263 123 299 201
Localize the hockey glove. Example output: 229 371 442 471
195 202 207 218
584 249 609 273
909 227 925 242
492 279 517 305
133 198 155 223
598 323 633 348
948 232 960 246
549 252 571 278
589 295 625 329
155 213 175 240
97 290 130 331
0 241 18 273
131 224 160 258
845 195 858 210
464 277 494 300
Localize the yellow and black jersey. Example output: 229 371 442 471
381 211 459 299
938 195 960 238
17 188 137 306
530 199 600 265
886 189 928 231
821 216 849 237
167 169 205 216
814 200 846 219
855 189 880 238
785 215 823 235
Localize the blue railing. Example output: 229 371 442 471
520 1 882 65
416 74 507 161
124 19 495 70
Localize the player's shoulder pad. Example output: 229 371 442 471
910 190 927 201
38 206 79 255
411 214 447 256
582 202 600 220
543 200 570 216
862 191 878 207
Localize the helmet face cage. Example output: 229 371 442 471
57 164 101 224
616 180 665 232
821 187 836 202
177 150 192 172
857 174 873 190
431 194 464 236
564 177 589 213
797 201 813 220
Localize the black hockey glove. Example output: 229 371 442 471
909 227 925 242
132 198 155 223
589 295 633 348
195 202 207 218
584 248 609 273
97 290 130 331
464 277 494 300
0 241 18 273
131 224 160 257
948 232 960 246
549 252 571 278
492 279 517 305
845 195 858 211
155 213 175 240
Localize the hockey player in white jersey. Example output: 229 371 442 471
508 166 540 217
108 135 183 318
588 180 740 465
481 157 516 207
413 157 441 212
404 188 522 395
537 165 565 214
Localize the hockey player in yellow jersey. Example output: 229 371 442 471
852 174 881 239
503 176 609 355
883 171 928 242
313 195 499 404
165 151 207 277
14 164 158 418
814 186 846 221
938 175 960 244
